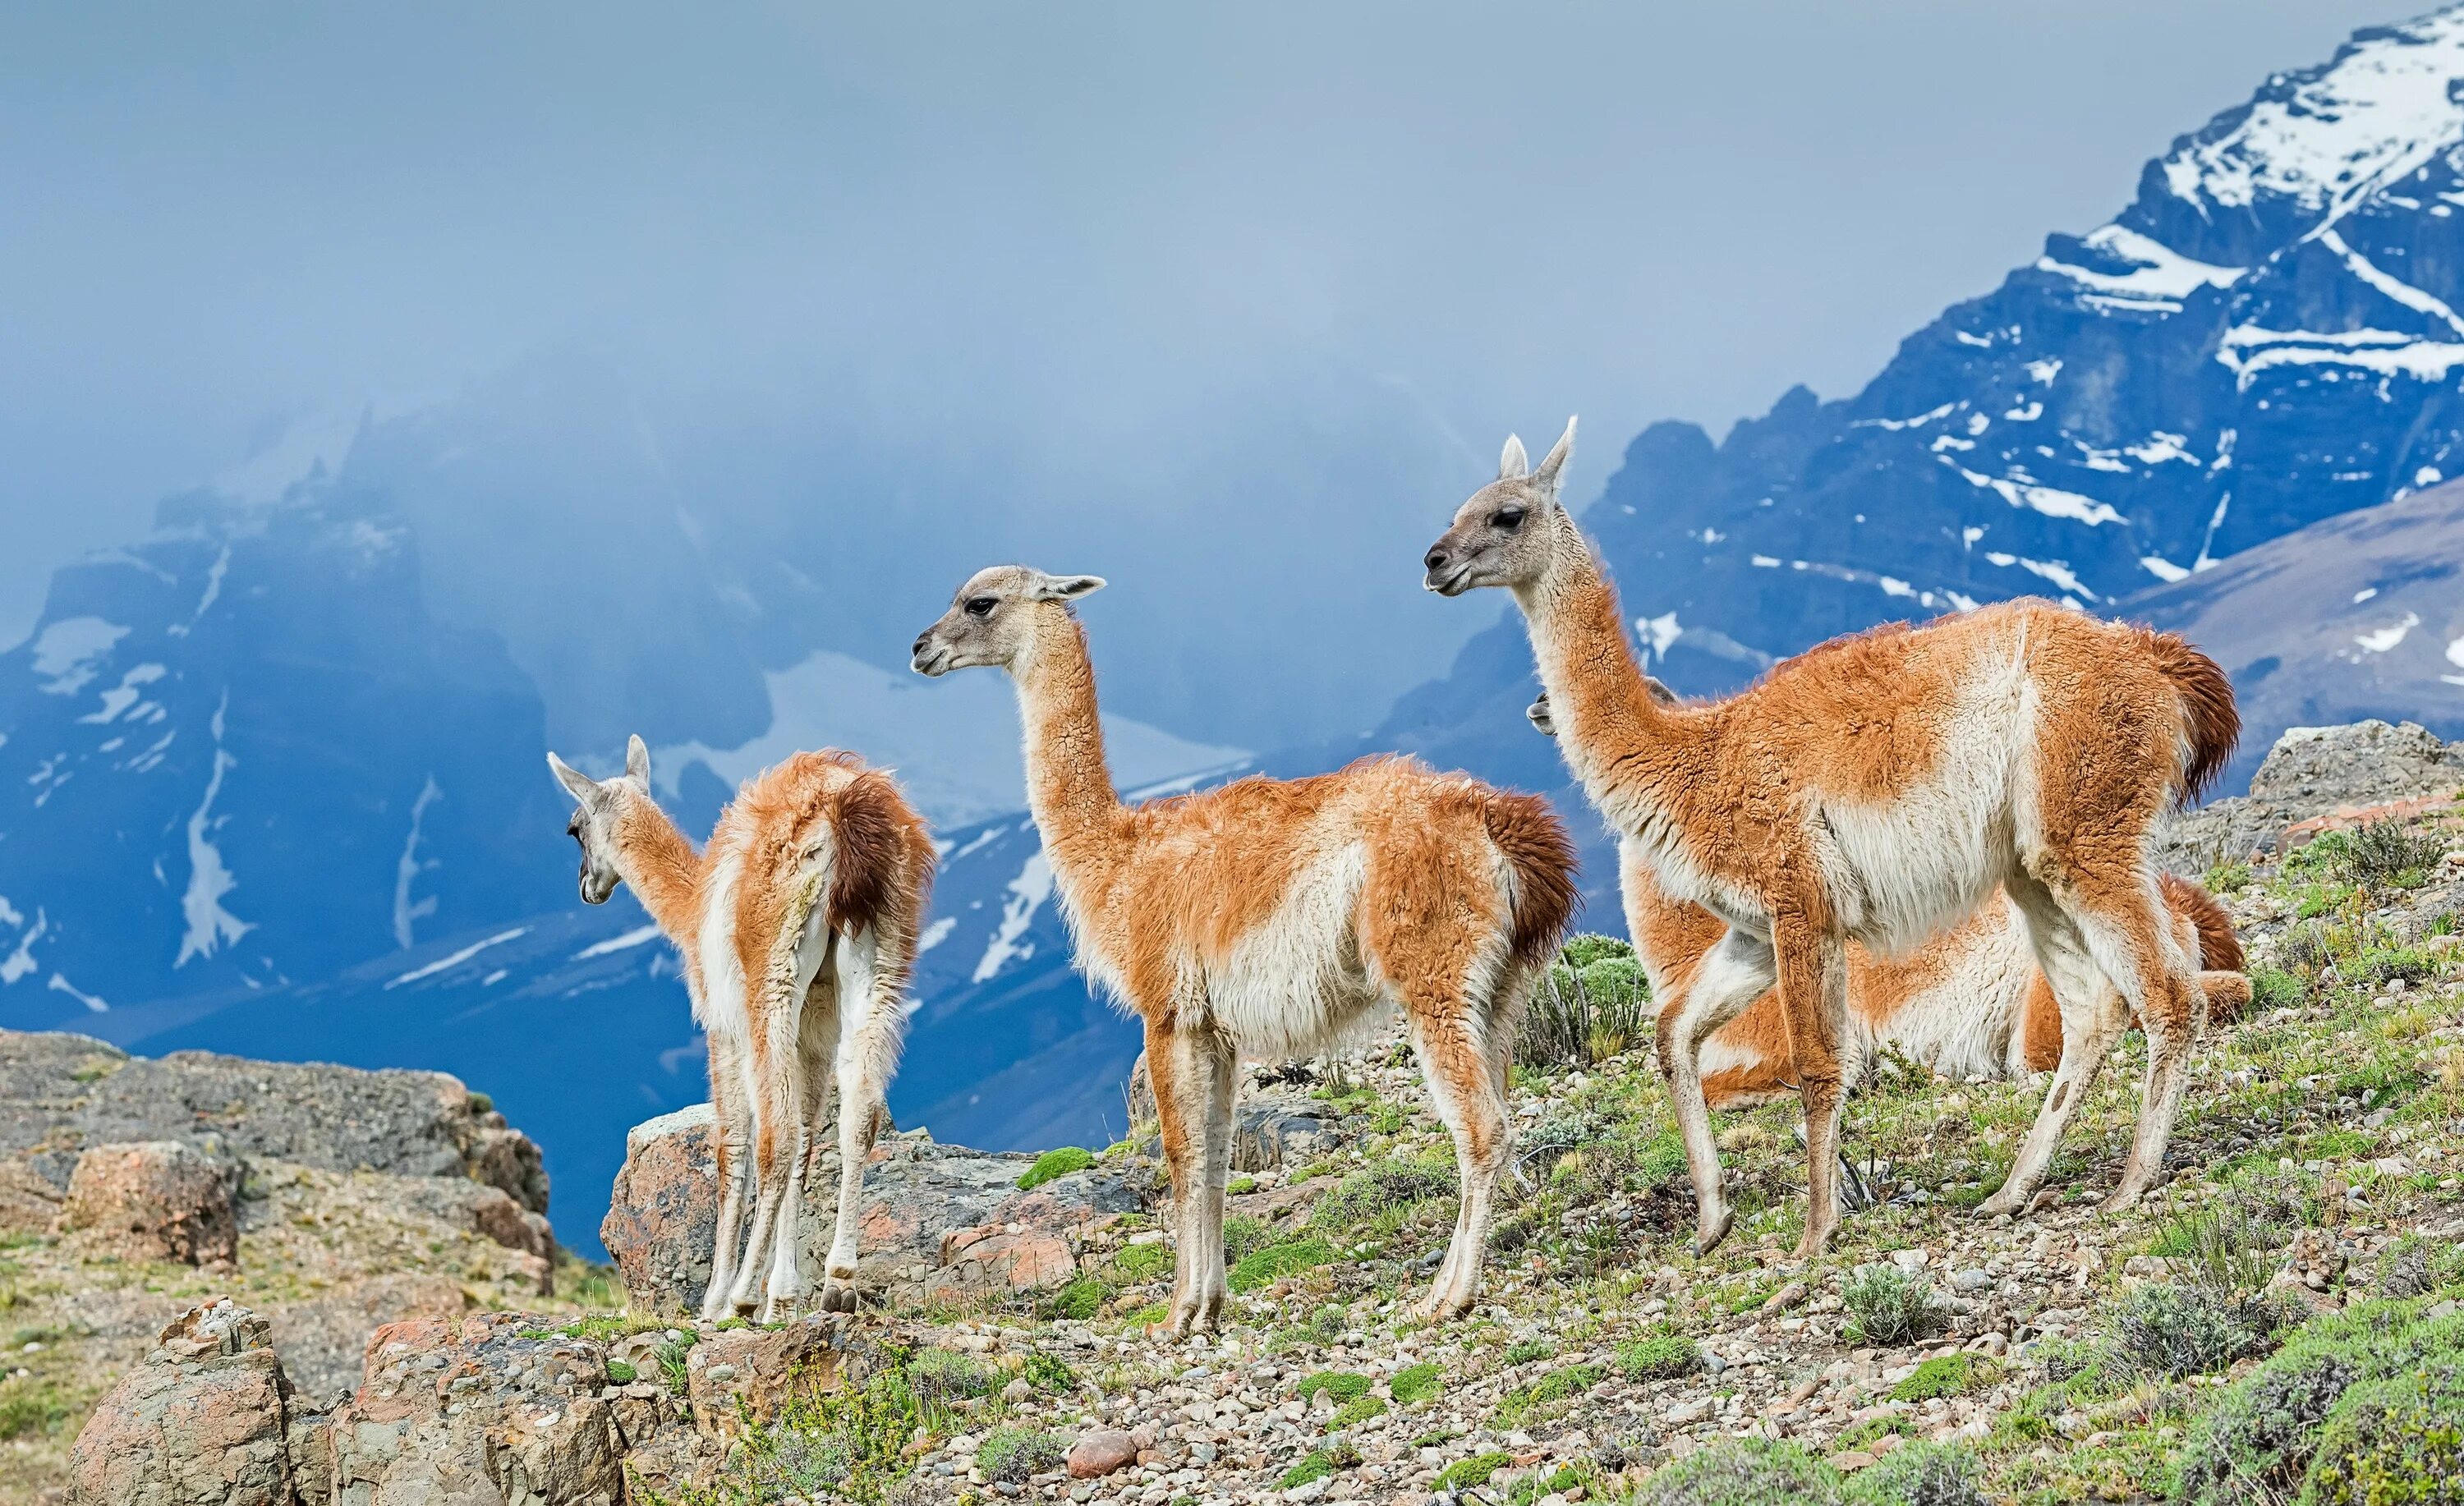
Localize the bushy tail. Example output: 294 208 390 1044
2136 629 2239 806
1484 791 1580 971
2160 871 2245 972
825 768 935 936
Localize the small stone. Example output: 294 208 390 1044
1827 1451 1877 1472
1068 1429 1140 1479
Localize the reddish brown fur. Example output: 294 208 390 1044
2134 629 2241 806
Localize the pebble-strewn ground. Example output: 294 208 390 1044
653 793 2464 1505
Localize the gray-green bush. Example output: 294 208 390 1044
1634 1437 1841 1505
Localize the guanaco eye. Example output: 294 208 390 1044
965 597 997 618
567 815 583 839
1494 505 1526 531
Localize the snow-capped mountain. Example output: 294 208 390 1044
1519 7 2464 696
0 488 563 1027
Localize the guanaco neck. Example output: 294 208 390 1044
613 792 703 940
1010 613 1129 887
1513 530 1698 818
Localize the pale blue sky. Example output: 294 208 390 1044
0 2 2403 650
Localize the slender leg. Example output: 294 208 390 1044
701 1034 756 1325
1978 879 2125 1217
1146 1021 1210 1338
1404 979 1516 1320
2080 893 2201 1210
1657 927 1777 1254
822 928 906 1314
1184 1025 1237 1334
1772 916 1850 1257
760 980 840 1322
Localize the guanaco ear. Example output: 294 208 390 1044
625 734 651 787
1533 416 1576 498
1033 573 1106 601
548 751 600 806
1498 432 1530 481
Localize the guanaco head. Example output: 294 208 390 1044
910 565 1106 677
1527 674 1678 737
1423 417 1579 597
547 734 651 905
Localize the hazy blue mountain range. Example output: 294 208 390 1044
7 8 2464 1253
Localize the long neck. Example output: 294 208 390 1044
1010 615 1125 867
613 793 702 939
1514 531 1685 812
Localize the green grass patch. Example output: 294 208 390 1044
1388 1361 1443 1405
1229 1238 1334 1292
1327 1394 1386 1431
1017 1146 1096 1191
1435 1451 1515 1490
1616 1328 1702 1381
1890 1353 1988 1402
1043 1276 1105 1320
977 1426 1064 1484
1296 1371 1372 1404
1111 1242 1170 1283
1498 1362 1604 1425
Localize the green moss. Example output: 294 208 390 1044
1327 1394 1387 1431
1634 1437 1841 1505
1890 1354 1987 1403
1017 1146 1096 1191
1296 1371 1372 1404
1435 1452 1516 1490
1388 1361 1443 1405
605 1358 638 1385
1616 1329 1702 1381
1280 1450 1336 1489
1227 1175 1257 1196
1228 1238 1334 1292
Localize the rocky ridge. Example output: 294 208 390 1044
27 720 2464 1504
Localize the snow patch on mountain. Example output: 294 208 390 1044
174 694 251 968
973 853 1053 984
2159 8 2464 218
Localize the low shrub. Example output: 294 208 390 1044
1388 1361 1443 1405
1498 1363 1603 1424
2347 818 2446 892
1616 1329 1702 1381
1841 1441 1983 1506
2174 1301 2464 1505
1228 1238 1333 1292
2350 946 2437 988
977 1426 1064 1484
1521 941 1653 1068
2204 862 2254 894
2378 1233 2464 1299
1308 1159 1455 1234
1017 1146 1096 1191
2247 966 2304 1012
1503 1338 1555 1365
2302 1358 2464 1504
1020 1351 1075 1393
1634 1438 1841 1505
904 1348 992 1409
2108 1281 2296 1381
1842 1264 1943 1348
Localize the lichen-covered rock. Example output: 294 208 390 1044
328 1313 624 1506
67 1299 301 1506
2158 720 2464 871
683 1315 847 1441
0 1153 64 1233
602 1109 1151 1315
0 1030 547 1214
57 1141 238 1266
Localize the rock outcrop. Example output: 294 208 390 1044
600 1111 1151 1317
0 1032 548 1214
67 1300 315 1506
2158 719 2464 871
57 1141 239 1266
